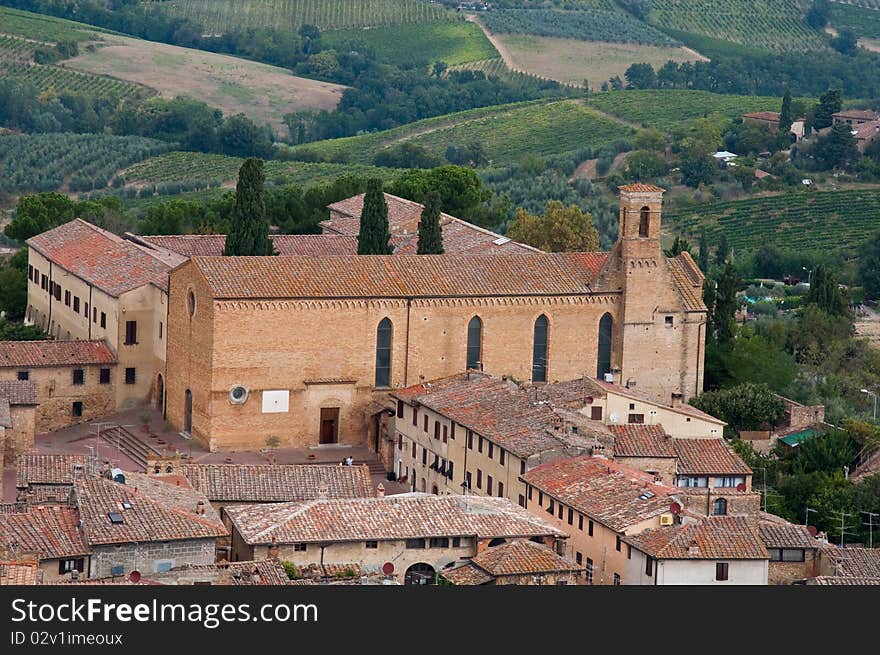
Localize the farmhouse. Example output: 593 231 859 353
165 185 708 452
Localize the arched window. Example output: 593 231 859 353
375 318 393 388
597 313 613 379
466 316 483 370
713 498 728 516
184 389 192 434
639 206 650 237
532 315 549 383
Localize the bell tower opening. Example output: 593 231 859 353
639 206 650 237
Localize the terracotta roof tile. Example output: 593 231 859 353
0 340 116 368
668 253 707 312
618 183 666 193
521 456 679 531
0 506 90 559
75 473 227 546
322 193 538 255
833 109 880 121
467 539 580 576
625 516 768 559
821 546 880 578
145 559 291 586
742 111 780 121
0 561 41 585
191 252 609 300
440 562 494 585
135 234 359 257
226 493 565 545
758 520 817 550
0 381 37 405
609 424 675 458
27 220 172 296
808 576 880 585
177 463 373 503
17 454 88 488
673 439 752 476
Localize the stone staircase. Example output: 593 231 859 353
99 425 162 471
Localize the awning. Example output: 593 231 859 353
778 428 819 447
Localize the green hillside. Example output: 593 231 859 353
666 189 880 255
830 1 880 39
647 0 827 52
288 99 633 166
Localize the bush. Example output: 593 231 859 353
282 562 301 580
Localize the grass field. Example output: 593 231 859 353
322 20 498 66
830 1 880 39
494 33 705 89
123 151 399 188
665 188 880 254
287 99 633 166
449 58 571 91
0 6 111 42
647 0 827 52
62 35 346 135
141 0 451 33
584 90 787 132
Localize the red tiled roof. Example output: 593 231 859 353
624 516 768 560
0 340 116 369
178 463 373 502
618 183 666 193
440 562 494 585
808 576 880 585
144 559 291 586
609 424 675 458
672 438 752 476
75 473 228 546
322 192 538 255
0 381 37 405
758 519 817 550
833 109 880 121
521 456 679 531
190 252 609 300
468 539 580 576
27 220 171 296
742 111 780 121
226 493 565 545
0 506 90 559
852 121 880 139
0 561 41 585
821 546 880 578
668 252 707 312
17 454 88 488
135 234 359 257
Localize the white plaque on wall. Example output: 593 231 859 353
261 390 290 413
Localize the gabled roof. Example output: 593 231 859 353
322 192 538 255
581 378 725 425
833 109 880 121
625 516 768 560
742 111 780 121
619 183 665 193
132 234 359 257
441 540 579 585
177 463 373 503
189 252 610 300
758 518 817 550
27 219 172 296
17 454 88 488
0 561 41 585
0 506 90 559
821 545 880 578
668 252 707 312
520 456 679 532
609 424 675 458
0 381 37 406
225 493 565 545
0 340 116 369
672 438 752 476
75 473 227 546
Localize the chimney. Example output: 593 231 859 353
268 536 279 558
376 483 385 498
687 539 700 556
625 378 637 389
196 500 205 515
317 481 329 499
671 392 683 408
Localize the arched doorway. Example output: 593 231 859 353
597 313 613 379
184 389 192 434
419 478 427 493
155 374 164 413
404 563 436 585
431 484 439 495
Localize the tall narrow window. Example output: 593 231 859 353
639 206 650 237
466 316 482 370
597 313 613 379
532 315 548 383
124 320 137 345
375 318 392 388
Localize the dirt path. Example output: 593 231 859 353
464 13 520 74
854 305 880 349
681 45 710 62
569 158 598 181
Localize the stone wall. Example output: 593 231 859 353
4 405 35 462
89 538 216 578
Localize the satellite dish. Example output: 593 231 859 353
736 482 746 492
382 562 394 575
584 396 594 405
129 570 141 583
669 502 682 515
807 525 818 537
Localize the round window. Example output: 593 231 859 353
187 290 196 316
231 386 246 401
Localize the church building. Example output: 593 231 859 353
164 185 706 452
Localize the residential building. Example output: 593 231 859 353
832 109 880 127
321 192 538 255
520 456 682 585
623 516 768 585
671 438 759 517
25 220 176 409
0 340 117 432
0 506 90 582
741 111 805 141
758 514 820 584
74 472 227 578
0 381 37 471
132 559 290 586
225 493 566 585
16 453 87 506
164 185 708 452
818 545 880 579
441 539 583 585
607 424 677 483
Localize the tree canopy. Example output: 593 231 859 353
357 178 392 255
224 158 273 256
507 201 599 253
417 192 444 255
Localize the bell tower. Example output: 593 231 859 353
618 183 664 257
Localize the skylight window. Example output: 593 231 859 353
638 491 656 500
108 512 124 524
122 502 133 510
492 237 511 245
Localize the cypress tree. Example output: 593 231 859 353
224 158 273 256
779 89 793 133
698 229 710 272
417 192 444 254
357 178 392 255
